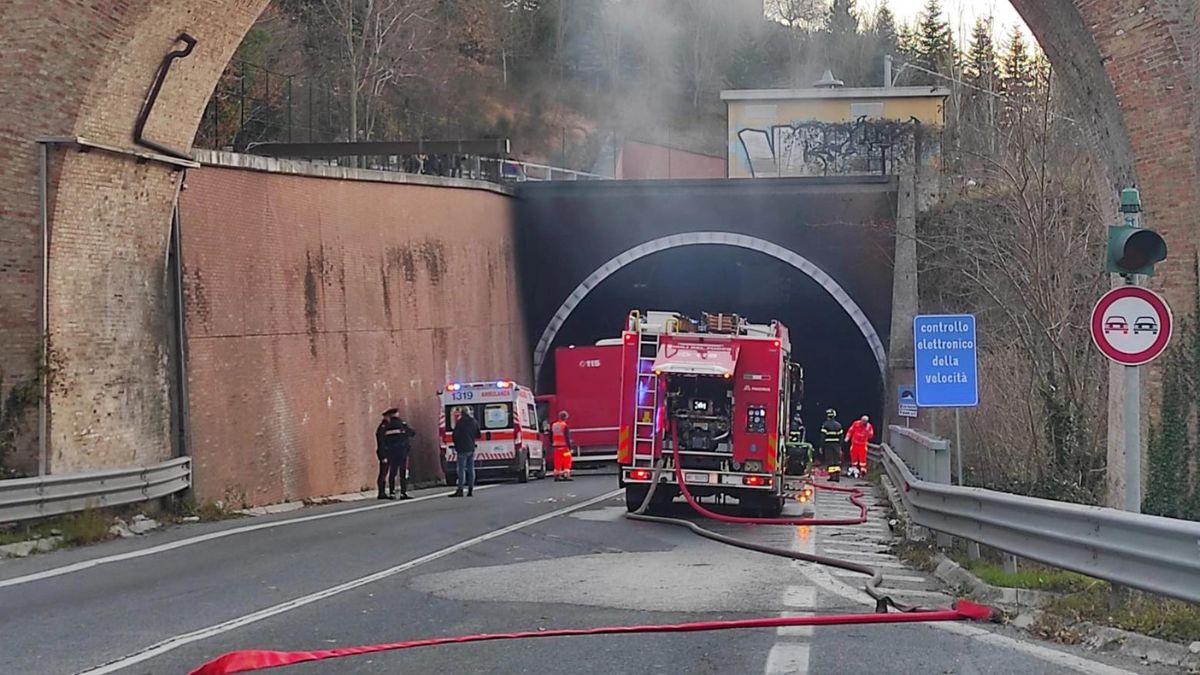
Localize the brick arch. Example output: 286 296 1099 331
0 1 269 472
1008 0 1198 306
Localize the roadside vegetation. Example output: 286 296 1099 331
0 509 115 548
1035 586 1200 645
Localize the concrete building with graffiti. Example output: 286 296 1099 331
722 81 948 207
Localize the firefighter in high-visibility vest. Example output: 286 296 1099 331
551 411 573 482
845 415 874 477
820 409 844 481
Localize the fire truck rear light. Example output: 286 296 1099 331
722 372 731 379
773 340 780 347
630 469 651 481
742 475 771 487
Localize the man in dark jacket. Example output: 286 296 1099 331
450 407 481 497
376 408 416 500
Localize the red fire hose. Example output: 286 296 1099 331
190 423 993 674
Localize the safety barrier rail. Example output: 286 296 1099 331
0 457 191 523
879 426 1200 604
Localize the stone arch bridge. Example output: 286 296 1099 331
0 0 1197 492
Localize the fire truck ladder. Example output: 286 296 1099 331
632 328 661 464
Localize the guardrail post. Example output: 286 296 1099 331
1002 554 1018 574
967 541 981 560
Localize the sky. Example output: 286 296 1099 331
873 0 1034 47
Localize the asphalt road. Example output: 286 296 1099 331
0 473 1168 675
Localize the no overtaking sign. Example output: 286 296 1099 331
1090 286 1172 366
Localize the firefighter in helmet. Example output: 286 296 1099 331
820 408 844 481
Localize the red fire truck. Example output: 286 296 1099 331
535 340 624 465
617 310 805 515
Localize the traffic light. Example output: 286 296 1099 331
1105 188 1167 276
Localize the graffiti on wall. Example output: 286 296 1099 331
736 117 922 178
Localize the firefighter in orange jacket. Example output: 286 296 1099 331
845 415 874 476
551 411 573 482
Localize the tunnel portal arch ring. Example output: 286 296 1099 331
532 231 888 383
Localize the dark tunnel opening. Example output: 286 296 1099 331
537 245 884 437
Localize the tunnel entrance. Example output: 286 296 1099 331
538 244 884 436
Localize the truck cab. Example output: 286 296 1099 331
440 380 546 484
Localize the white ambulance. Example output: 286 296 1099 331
440 380 547 483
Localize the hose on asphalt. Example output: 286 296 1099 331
188 423 994 675
626 421 927 613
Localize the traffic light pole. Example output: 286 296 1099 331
1122 280 1142 514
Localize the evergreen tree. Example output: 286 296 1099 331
962 17 999 153
965 17 998 85
873 3 898 56
821 0 863 85
827 0 859 44
912 0 953 85
1001 27 1031 89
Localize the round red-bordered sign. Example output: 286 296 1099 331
1090 286 1173 366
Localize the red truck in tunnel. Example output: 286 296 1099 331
535 341 624 466
616 310 805 515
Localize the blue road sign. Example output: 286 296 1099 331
913 315 978 407
897 385 918 418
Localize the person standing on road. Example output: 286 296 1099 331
845 415 875 477
450 407 481 497
551 411 573 482
820 409 844 481
376 408 416 500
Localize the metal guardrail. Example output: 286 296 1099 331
878 426 1200 604
0 457 191 523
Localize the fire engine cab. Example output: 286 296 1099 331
617 310 805 515
440 380 546 484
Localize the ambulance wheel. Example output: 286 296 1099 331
517 451 530 484
536 456 548 480
625 485 650 512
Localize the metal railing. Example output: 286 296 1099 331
477 157 607 182
879 425 1200 604
0 457 191 524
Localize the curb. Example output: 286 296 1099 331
236 488 379 517
875 473 1200 671
0 535 63 559
1079 623 1200 670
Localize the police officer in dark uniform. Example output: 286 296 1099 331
820 408 844 481
376 408 416 500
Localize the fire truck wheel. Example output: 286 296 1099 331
517 451 530 484
625 485 650 512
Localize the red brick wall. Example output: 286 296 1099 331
179 160 527 506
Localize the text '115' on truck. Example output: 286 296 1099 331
617 310 813 516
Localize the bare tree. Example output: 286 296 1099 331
919 67 1109 499
309 0 439 145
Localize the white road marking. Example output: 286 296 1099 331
876 588 954 599
821 548 897 559
765 527 816 673
75 489 622 675
0 486 494 590
832 571 929 584
764 643 811 674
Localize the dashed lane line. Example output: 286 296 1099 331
75 489 623 675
